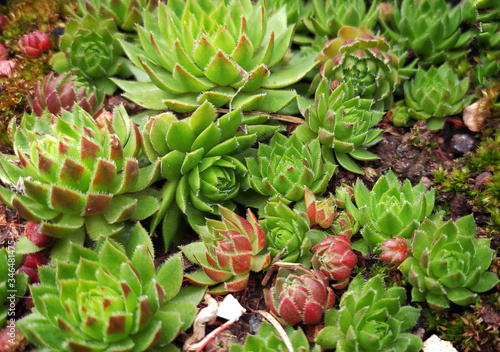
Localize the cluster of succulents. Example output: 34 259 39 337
2 0 500 351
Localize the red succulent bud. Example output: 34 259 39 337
265 266 335 325
25 221 53 248
304 188 337 228
0 59 15 76
310 236 358 289
18 30 51 58
20 251 50 283
379 237 410 270
0 43 8 60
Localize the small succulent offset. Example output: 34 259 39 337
28 72 104 117
51 14 133 95
294 79 383 174
17 225 205 351
246 133 336 204
315 275 423 352
0 105 160 240
310 236 358 289
142 102 256 240
181 206 270 295
315 26 399 111
380 0 475 65
378 237 410 270
302 0 380 42
1 248 29 328
229 320 322 352
403 63 474 131
18 30 51 58
70 0 156 32
265 265 335 326
259 197 314 265
399 215 499 310
116 0 317 113
304 188 337 229
354 170 435 251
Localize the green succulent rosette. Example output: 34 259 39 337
380 0 476 65
0 105 160 240
17 224 205 351
403 63 473 131
70 0 156 32
51 14 134 95
295 79 384 174
143 102 256 244
314 26 399 111
354 170 435 251
399 215 499 310
245 133 336 205
114 0 318 113
1 247 29 328
229 320 322 352
259 197 323 265
315 275 423 352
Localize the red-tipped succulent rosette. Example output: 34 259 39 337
18 30 51 58
379 237 410 270
265 265 335 325
304 188 337 229
182 206 270 294
310 235 357 289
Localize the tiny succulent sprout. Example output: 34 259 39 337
310 235 358 289
18 30 51 57
181 206 270 295
379 237 410 270
265 265 335 325
331 211 360 238
304 188 337 228
315 275 423 352
335 184 355 209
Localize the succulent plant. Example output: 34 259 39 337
0 105 160 240
310 235 358 289
380 0 476 65
302 0 380 42
304 188 337 229
114 0 318 113
403 63 474 131
229 320 322 352
27 72 104 117
17 30 51 58
17 224 205 351
294 79 384 174
246 133 336 204
142 102 257 243
265 265 335 326
181 206 270 295
354 170 435 251
70 0 156 32
1 247 29 328
315 274 423 352
399 215 499 310
335 184 354 209
379 237 410 270
331 210 360 238
259 197 316 265
314 26 399 111
51 14 133 95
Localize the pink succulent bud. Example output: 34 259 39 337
0 59 16 76
265 266 335 325
310 235 358 289
19 251 50 283
379 237 410 269
25 221 53 248
304 188 337 228
18 30 51 58
0 43 8 60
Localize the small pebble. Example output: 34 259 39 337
423 334 457 352
475 171 493 189
248 315 262 334
451 134 475 154
419 176 432 191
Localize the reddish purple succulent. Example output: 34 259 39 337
24 221 53 248
18 30 51 57
0 59 15 77
304 188 337 228
265 266 335 325
310 235 358 289
19 251 50 283
379 237 410 270
28 72 103 117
